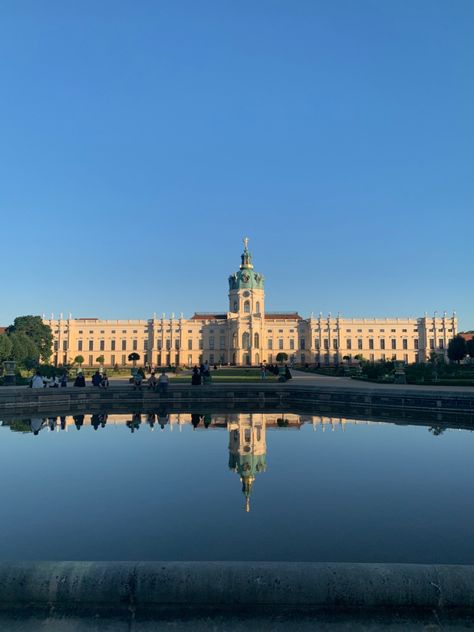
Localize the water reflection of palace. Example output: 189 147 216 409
1 413 381 511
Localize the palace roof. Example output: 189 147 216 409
265 312 302 320
191 313 228 321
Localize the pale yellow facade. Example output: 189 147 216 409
45 242 457 368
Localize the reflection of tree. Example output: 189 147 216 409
429 426 446 436
9 419 32 433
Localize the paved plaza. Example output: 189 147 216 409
2 369 474 393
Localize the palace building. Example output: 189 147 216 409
45 240 457 367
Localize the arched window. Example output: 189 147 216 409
254 333 260 348
233 300 238 312
242 332 250 349
256 301 260 314
244 300 250 313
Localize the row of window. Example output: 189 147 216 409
70 336 446 353
315 338 419 351
77 330 148 335
83 354 147 367
77 340 144 352
75 350 422 367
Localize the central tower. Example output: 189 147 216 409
228 237 265 316
228 238 265 365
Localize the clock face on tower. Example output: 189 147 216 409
243 291 250 297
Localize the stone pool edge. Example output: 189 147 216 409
0 561 473 614
2 383 474 416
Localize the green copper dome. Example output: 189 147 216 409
228 238 265 291
228 452 267 477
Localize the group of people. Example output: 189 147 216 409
263 363 292 381
91 371 109 388
30 370 68 388
72 371 109 388
29 362 293 392
191 362 211 385
146 370 169 394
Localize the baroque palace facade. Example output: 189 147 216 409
45 240 457 368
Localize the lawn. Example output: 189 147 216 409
170 368 279 383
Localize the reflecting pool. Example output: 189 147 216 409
0 410 473 563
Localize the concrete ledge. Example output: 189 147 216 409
2 383 474 416
1 562 474 614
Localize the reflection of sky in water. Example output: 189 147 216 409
0 413 473 564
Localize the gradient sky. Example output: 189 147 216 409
1 1 473 327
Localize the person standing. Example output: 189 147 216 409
191 366 201 386
260 364 267 380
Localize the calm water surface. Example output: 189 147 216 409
0 411 473 563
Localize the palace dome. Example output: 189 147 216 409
228 239 265 291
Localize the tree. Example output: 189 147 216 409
275 352 288 363
74 355 85 368
8 316 52 363
447 336 467 364
8 332 39 367
128 352 140 367
23 357 39 372
96 355 105 367
0 335 12 363
466 337 474 359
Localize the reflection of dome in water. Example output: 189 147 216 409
228 452 267 513
228 415 267 512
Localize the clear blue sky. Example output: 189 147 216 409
1 1 473 327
